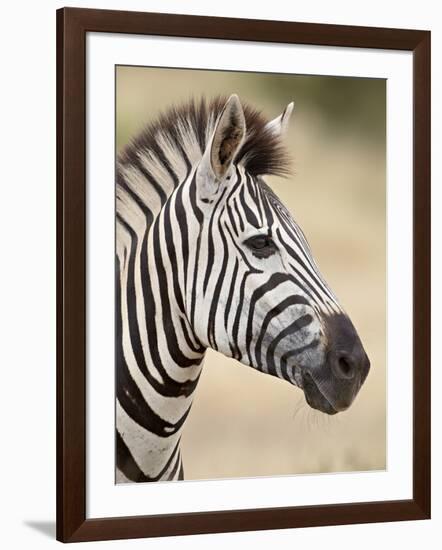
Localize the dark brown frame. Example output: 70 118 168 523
56 7 431 543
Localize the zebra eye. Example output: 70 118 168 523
244 235 277 258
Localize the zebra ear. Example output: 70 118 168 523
198 94 246 191
265 102 294 137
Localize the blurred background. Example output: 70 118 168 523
116 66 386 480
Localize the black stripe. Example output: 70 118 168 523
180 317 205 355
202 188 227 294
266 315 313 376
167 448 182 481
226 203 239 236
239 180 260 228
163 196 186 313
174 181 190 294
233 198 245 232
224 258 239 330
207 212 230 349
252 295 310 369
261 185 275 226
116 431 182 482
178 459 184 481
116 430 148 482
254 177 265 226
230 272 251 361
188 173 204 326
280 339 319 380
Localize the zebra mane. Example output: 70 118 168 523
118 96 291 181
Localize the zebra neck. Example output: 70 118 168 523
116 184 206 482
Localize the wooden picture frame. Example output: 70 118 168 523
56 7 431 542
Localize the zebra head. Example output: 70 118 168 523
189 95 370 415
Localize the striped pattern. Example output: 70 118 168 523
115 97 343 483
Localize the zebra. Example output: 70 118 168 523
116 95 370 483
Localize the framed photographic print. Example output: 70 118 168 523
56 7 431 542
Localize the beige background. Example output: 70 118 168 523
116 66 386 480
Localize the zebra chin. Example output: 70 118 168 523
300 363 369 415
301 372 340 415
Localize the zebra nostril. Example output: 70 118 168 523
338 356 352 376
331 351 357 380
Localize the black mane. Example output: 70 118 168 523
118 96 291 178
